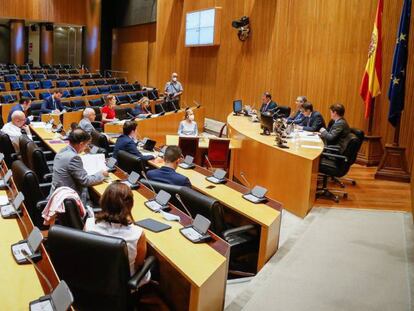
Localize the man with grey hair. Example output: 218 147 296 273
79 108 97 135
1 110 32 151
164 72 183 99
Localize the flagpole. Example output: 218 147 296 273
367 98 375 136
393 117 401 146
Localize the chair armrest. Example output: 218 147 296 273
322 152 348 162
323 145 341 153
128 256 156 290
11 152 20 161
36 200 49 210
222 224 257 240
39 182 52 194
43 173 53 182
91 121 102 130
92 207 102 213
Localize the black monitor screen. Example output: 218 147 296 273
260 113 274 132
233 100 242 113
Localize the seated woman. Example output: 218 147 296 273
101 95 118 123
178 109 198 136
132 97 152 118
287 96 307 124
84 182 149 279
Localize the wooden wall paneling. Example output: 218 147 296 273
40 23 53 65
84 0 101 72
0 0 87 25
154 0 414 172
9 20 25 65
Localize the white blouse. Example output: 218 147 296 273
84 218 149 280
178 120 198 136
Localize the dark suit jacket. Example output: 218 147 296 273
113 134 155 161
260 101 277 113
7 104 30 124
287 110 305 124
41 96 65 114
147 166 191 187
321 118 350 153
132 105 152 117
300 111 326 132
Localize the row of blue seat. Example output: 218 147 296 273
1 73 106 82
0 78 130 92
0 63 75 70
0 89 158 106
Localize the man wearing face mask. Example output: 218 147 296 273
164 72 183 100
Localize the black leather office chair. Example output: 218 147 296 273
140 179 260 275
11 160 51 228
117 150 146 175
317 132 362 202
0 131 19 167
274 106 291 118
115 107 134 120
331 128 365 188
26 141 54 183
55 199 85 230
91 131 114 158
178 136 199 159
48 225 156 311
19 135 34 166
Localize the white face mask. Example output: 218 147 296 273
189 115 195 121
172 77 177 82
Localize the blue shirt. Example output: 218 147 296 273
147 166 191 187
7 104 30 124
113 134 155 161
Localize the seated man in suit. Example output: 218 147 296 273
7 97 33 124
287 96 307 124
319 103 350 153
113 121 155 161
41 89 65 114
259 92 277 113
298 102 326 132
79 108 98 135
50 128 108 204
1 111 32 151
147 146 191 187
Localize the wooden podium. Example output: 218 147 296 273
375 144 410 182
356 135 383 166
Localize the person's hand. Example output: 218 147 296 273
319 127 326 133
297 126 303 130
102 170 109 177
28 115 34 121
53 109 60 114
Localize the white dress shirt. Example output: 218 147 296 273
1 122 32 151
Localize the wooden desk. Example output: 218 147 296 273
104 106 205 146
149 158 282 271
0 166 60 310
227 114 324 218
32 127 230 311
41 110 84 131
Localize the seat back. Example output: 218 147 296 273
27 81 40 90
274 106 291 118
27 141 52 182
207 139 230 169
70 80 81 87
88 87 100 95
28 101 43 116
56 80 69 88
20 90 36 99
10 81 24 90
19 135 32 166
11 160 46 227
115 107 134 120
92 132 111 157
48 225 131 311
178 136 199 158
71 99 86 110
91 106 102 122
350 127 365 142
71 87 85 97
116 94 130 104
89 98 104 107
55 198 85 230
1 94 17 103
117 150 145 175
329 133 361 177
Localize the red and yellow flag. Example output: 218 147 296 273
359 0 383 119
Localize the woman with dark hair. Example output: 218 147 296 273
84 182 148 278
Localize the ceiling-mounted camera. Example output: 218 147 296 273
231 16 250 41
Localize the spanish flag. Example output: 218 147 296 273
359 0 383 119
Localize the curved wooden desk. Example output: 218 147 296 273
227 114 324 218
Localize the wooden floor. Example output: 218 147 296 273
314 164 412 212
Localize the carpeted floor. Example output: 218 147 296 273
225 208 414 311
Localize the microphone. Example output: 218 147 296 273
204 155 213 171
140 171 157 194
170 100 179 112
158 101 166 114
175 194 193 219
21 249 53 292
240 171 251 187
6 186 29 236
